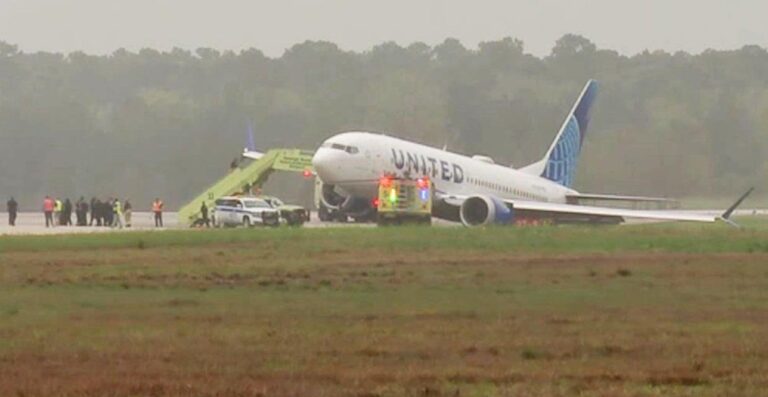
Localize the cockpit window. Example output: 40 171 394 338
321 142 359 154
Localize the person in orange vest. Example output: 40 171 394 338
43 196 55 228
152 198 164 227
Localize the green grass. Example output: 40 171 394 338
2 220 768 396
2 216 768 254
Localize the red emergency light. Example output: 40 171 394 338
417 177 430 189
302 169 313 178
379 175 392 187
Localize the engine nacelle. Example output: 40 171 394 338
459 195 514 227
320 183 347 210
319 183 374 218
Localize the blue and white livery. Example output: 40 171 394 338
521 79 597 188
312 80 751 226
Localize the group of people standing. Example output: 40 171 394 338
41 196 133 228
5 196 165 228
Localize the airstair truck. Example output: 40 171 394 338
178 149 314 227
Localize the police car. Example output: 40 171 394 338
211 196 280 228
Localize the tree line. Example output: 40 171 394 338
1 35 766 209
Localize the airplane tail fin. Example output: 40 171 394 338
241 119 264 160
245 119 257 152
520 80 598 188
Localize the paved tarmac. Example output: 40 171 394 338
1 209 764 236
0 212 180 235
0 211 371 235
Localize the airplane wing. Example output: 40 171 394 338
508 200 714 223
439 188 753 226
565 193 679 207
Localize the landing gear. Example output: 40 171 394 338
317 201 349 223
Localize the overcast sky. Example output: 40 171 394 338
0 0 766 57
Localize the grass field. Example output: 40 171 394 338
2 219 768 396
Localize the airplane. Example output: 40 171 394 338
311 80 752 226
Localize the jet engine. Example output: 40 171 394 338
320 183 347 210
319 183 375 221
459 195 514 226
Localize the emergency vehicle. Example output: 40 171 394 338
375 175 432 226
211 196 280 228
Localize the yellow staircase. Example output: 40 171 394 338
178 149 314 226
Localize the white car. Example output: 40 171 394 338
211 196 280 228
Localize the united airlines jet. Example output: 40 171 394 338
312 80 751 226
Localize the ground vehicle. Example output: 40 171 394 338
211 196 279 227
260 196 310 226
376 175 432 226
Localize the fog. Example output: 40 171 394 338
1 0 767 57
0 1 766 209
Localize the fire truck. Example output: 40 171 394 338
375 175 432 226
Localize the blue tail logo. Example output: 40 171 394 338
541 80 598 188
246 119 257 152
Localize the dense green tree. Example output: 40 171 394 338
0 37 765 209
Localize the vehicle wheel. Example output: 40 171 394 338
334 212 348 223
243 216 252 228
318 205 330 222
286 212 303 226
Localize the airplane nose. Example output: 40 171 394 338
312 149 339 182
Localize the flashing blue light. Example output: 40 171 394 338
419 189 429 201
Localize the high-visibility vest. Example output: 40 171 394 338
55 200 62 212
113 201 122 215
43 199 55 212
152 201 163 212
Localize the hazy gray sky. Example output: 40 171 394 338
1 0 766 57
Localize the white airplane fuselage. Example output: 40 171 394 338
312 132 577 205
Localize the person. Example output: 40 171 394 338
7 197 18 226
124 200 132 228
76 197 88 226
54 198 63 225
152 198 164 227
75 197 84 226
90 197 98 226
112 198 123 229
200 201 210 228
63 198 73 226
43 196 55 228
103 198 114 227
81 199 90 226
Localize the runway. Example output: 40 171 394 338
1 209 764 236
0 212 180 235
0 211 371 235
